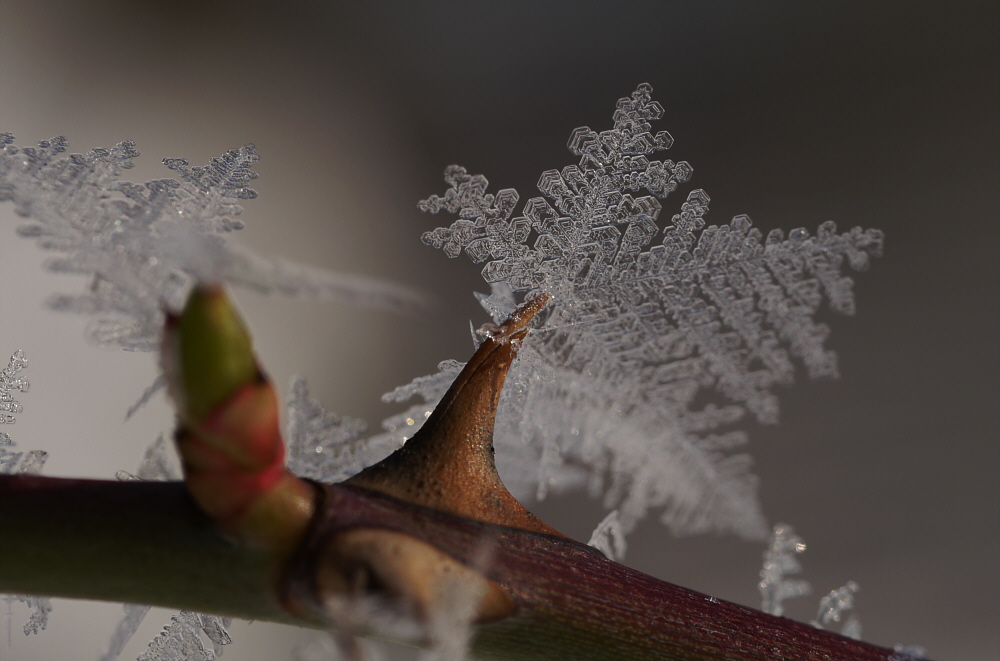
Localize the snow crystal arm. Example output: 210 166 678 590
0 350 29 444
0 135 427 352
417 84 883 541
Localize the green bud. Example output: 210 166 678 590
172 286 258 422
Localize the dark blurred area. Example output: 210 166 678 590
1 2 997 659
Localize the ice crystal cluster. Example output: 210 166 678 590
0 349 29 444
285 376 393 482
759 522 811 617
0 350 45 474
813 580 861 639
889 644 928 660
759 523 862 640
414 84 882 538
586 509 627 562
136 611 232 661
0 133 424 352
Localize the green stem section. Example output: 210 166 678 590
0 475 299 624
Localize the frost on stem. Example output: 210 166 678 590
104 450 162 661
587 509 627 562
115 434 178 483
101 604 152 661
760 523 865 640
759 523 811 617
889 644 928 660
812 580 862 640
417 84 882 541
18 595 52 635
0 594 52 642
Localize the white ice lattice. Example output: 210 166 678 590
0 134 426 352
416 84 882 538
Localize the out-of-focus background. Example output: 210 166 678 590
1 2 996 660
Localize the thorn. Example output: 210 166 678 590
347 294 563 537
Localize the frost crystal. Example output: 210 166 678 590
417 84 882 538
587 509 627 562
101 604 152 661
812 580 861 639
0 594 53 648
285 376 394 482
131 610 232 661
759 523 811 616
0 351 48 475
889 644 928 660
19 596 52 636
115 434 177 483
0 449 48 475
137 612 229 661
0 134 425 352
0 350 29 444
759 523 862 637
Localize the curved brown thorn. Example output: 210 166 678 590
347 293 563 537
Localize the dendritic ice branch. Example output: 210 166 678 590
760 523 864 641
813 581 862 640
0 133 426 352
416 84 883 539
136 611 232 661
285 375 396 483
759 523 811 617
0 350 45 473
0 349 29 445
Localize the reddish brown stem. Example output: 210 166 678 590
0 474 919 661
288 483 915 661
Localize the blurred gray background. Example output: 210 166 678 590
1 2 996 660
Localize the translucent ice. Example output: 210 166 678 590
416 84 882 539
285 376 396 482
1 138 427 352
812 580 861 639
759 523 812 616
587 510 627 561
0 350 29 444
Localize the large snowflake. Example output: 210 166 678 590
415 84 882 537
